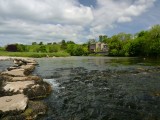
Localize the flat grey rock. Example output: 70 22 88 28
3 81 35 93
0 94 28 112
1 69 25 77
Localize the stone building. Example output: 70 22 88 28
89 42 108 53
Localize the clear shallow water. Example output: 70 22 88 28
0 60 14 72
34 57 160 120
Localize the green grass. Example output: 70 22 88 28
0 51 70 58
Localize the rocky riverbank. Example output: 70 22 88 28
0 57 51 119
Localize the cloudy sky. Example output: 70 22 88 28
0 0 160 46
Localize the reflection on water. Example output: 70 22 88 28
34 57 160 120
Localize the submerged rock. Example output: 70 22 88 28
23 101 47 119
0 94 28 112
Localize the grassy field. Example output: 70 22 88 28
0 51 70 58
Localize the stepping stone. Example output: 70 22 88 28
3 81 35 93
1 69 25 77
9 76 41 82
0 94 28 112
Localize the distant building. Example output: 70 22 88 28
89 42 108 53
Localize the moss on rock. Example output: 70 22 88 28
23 81 52 100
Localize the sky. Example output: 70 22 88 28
0 0 160 46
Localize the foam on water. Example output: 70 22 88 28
43 78 60 92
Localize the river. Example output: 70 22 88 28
2 57 160 120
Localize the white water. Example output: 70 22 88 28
43 78 60 92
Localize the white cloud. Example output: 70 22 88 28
118 17 132 23
0 0 157 45
90 0 156 35
0 0 93 25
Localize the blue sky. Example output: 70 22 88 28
0 0 160 46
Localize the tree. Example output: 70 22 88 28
47 43 52 45
17 44 26 52
61 40 67 50
48 45 60 52
66 44 88 56
99 35 108 43
39 42 43 45
38 45 46 53
149 24 160 39
66 41 75 44
5 44 18 52
32 42 37 45
53 42 57 44
0 47 5 51
108 35 123 56
88 39 96 44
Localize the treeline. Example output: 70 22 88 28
0 24 160 57
1 40 89 56
99 24 160 57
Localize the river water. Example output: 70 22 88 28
0 60 14 72
2 57 160 120
33 57 160 120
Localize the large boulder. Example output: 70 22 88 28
0 94 28 112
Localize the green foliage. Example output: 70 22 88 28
39 42 43 45
88 39 96 44
108 34 124 56
66 41 75 44
0 47 5 51
99 35 108 43
128 24 160 57
61 40 67 50
109 49 119 56
5 44 18 52
67 44 89 56
39 45 47 53
47 45 60 52
17 44 26 52
32 42 37 45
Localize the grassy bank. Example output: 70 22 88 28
0 51 70 58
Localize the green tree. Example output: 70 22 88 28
99 35 109 43
17 44 26 52
0 47 5 51
48 45 60 52
66 41 75 44
38 45 46 53
61 40 67 50
39 42 43 45
5 44 18 52
32 42 37 45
